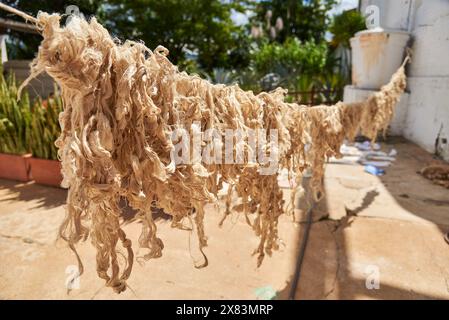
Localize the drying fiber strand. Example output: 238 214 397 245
21 13 408 293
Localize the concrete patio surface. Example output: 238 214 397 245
0 138 448 299
295 138 449 299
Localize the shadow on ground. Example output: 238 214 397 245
0 179 67 210
284 137 449 300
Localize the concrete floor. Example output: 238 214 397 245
0 139 448 299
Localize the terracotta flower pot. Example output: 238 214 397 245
0 153 32 182
29 157 63 187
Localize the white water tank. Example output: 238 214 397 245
350 29 410 90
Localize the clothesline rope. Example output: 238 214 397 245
0 3 40 26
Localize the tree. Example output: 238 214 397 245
102 0 250 72
329 9 365 48
250 0 337 43
251 37 328 89
327 9 365 81
0 0 103 59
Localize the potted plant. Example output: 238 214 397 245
0 69 33 182
28 94 64 187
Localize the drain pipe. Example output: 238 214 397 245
288 171 316 300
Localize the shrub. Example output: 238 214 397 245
0 69 32 155
252 38 328 83
30 94 62 160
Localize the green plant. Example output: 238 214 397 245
329 9 366 49
237 67 262 92
208 68 239 85
316 72 346 104
0 68 32 155
293 74 316 104
328 9 366 85
30 93 62 160
251 37 328 89
0 64 62 159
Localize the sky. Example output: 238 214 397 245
328 0 359 16
230 0 360 26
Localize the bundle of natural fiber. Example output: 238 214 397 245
21 13 408 293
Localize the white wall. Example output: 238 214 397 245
360 0 414 31
404 77 449 160
359 0 449 161
409 0 449 77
